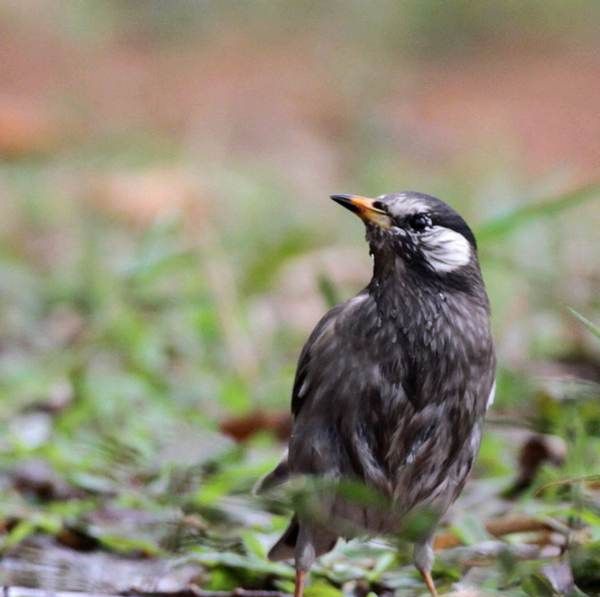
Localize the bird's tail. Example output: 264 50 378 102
268 516 338 562
268 515 299 561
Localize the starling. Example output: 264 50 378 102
255 192 496 596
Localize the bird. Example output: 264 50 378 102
255 192 496 597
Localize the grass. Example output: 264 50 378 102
0 2 599 592
0 141 598 595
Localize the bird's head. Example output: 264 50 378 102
331 191 480 282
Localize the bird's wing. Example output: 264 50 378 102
290 291 398 421
254 296 366 495
286 292 413 490
286 290 491 505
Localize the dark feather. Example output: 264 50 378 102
261 191 496 566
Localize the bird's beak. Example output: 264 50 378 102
330 194 391 228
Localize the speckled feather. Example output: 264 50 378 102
257 192 496 570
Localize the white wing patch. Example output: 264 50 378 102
420 226 471 272
486 381 496 410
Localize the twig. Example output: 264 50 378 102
535 474 600 495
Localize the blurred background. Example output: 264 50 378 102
0 2 599 595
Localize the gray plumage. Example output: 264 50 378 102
256 191 496 596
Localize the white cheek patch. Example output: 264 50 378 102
419 226 471 272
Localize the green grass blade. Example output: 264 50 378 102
567 307 600 339
477 182 600 242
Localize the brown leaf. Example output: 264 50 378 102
12 460 84 501
504 433 567 498
434 514 567 551
219 410 292 443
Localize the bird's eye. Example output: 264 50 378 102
407 213 431 232
373 201 386 211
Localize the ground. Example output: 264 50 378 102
0 3 599 596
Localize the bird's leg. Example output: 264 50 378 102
294 524 315 597
418 568 438 597
294 568 306 597
414 537 438 596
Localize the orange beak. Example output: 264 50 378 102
330 195 391 228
